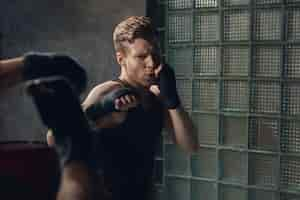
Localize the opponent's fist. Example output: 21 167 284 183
22 52 87 93
85 87 138 121
158 64 180 109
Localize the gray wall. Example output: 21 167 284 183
0 0 146 141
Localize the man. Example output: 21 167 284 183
63 16 197 200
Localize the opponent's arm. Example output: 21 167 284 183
0 57 24 90
0 52 87 93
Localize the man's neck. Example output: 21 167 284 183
118 75 149 93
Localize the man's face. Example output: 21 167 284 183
119 38 162 88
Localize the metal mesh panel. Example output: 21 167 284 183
222 80 249 112
287 9 300 41
221 115 248 148
151 186 166 200
176 78 192 110
220 150 248 184
168 47 193 75
195 0 218 8
224 0 250 7
281 120 300 154
255 9 282 41
223 47 250 76
280 192 300 200
224 10 250 41
249 189 277 200
283 82 300 116
286 0 300 3
166 177 190 200
249 117 280 151
256 0 282 4
194 47 219 75
191 180 217 200
280 156 300 190
254 46 281 77
219 185 248 200
249 153 278 187
166 144 190 175
195 13 219 42
192 113 218 145
192 79 219 111
168 13 193 43
154 1 300 199
285 46 300 78
167 0 193 10
251 81 281 114
191 148 217 178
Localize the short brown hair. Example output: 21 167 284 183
113 16 158 52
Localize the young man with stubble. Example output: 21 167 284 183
81 16 198 200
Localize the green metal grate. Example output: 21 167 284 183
222 80 249 112
168 47 193 75
192 79 219 111
254 9 282 41
166 177 190 200
280 156 300 190
249 117 280 152
287 9 300 41
281 120 300 154
167 0 193 10
191 148 217 178
165 144 190 175
224 10 250 41
191 180 217 200
194 47 219 75
195 0 217 8
248 153 278 187
223 46 250 76
219 185 248 200
250 81 281 114
248 189 277 200
283 82 300 116
220 150 248 184
192 113 218 145
256 0 282 4
221 115 248 148
148 0 300 199
285 45 300 78
168 13 193 43
254 46 282 77
224 0 250 7
195 13 219 42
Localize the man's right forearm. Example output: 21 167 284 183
0 57 24 90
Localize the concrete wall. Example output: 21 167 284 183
0 0 146 141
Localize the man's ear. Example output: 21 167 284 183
116 51 125 66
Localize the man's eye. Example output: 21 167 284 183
137 55 147 59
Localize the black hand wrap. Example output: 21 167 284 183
85 87 137 121
159 64 181 109
26 77 93 167
23 52 87 94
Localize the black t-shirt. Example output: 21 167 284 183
93 86 164 200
